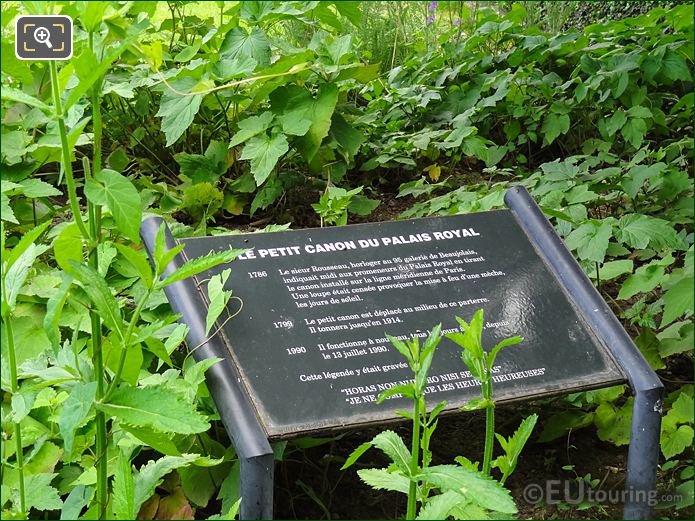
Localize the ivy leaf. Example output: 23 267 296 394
541 113 570 145
240 133 289 186
156 77 204 146
219 26 271 68
59 382 97 458
357 468 410 494
85 169 143 244
98 385 209 434
661 425 694 460
564 220 612 263
416 465 517 514
661 276 694 327
621 117 647 148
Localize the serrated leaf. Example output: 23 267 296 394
3 242 42 315
621 163 666 199
59 382 97 458
371 431 412 475
417 490 465 520
156 77 204 146
621 117 647 149
97 385 209 434
159 247 247 288
220 26 271 68
618 257 672 300
113 451 135 519
69 261 124 341
542 113 570 145
85 169 143 244
416 465 517 514
606 110 627 136
492 414 537 481
564 220 612 263
615 214 686 250
357 468 410 494
229 111 275 147
22 473 63 511
661 276 694 327
18 178 61 198
1 86 50 110
239 133 289 186
133 455 200 516
341 441 373 470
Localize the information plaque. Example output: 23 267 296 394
175 210 623 438
141 187 663 519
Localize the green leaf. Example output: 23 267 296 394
621 117 647 149
615 214 686 250
54 223 84 274
341 441 372 470
492 414 537 481
115 244 153 289
661 49 692 82
564 220 612 263
617 256 673 300
661 276 694 327
18 178 62 198
23 473 63 511
370 431 412 475
541 113 570 145
220 26 271 68
44 274 72 348
133 454 200 516
357 468 410 494
620 163 666 199
240 133 289 186
606 110 627 136
416 465 517 514
121 424 181 456
97 385 209 434
2 242 42 315
627 106 653 119
1 86 51 111
595 398 632 445
160 247 247 288
661 425 694 460
229 111 275 147
113 451 135 519
487 336 523 370
416 490 465 520
59 382 97 458
156 77 204 146
60 484 92 521
377 382 416 402
212 55 257 81
69 262 124 341
330 113 365 160
4 220 50 270
593 260 633 281
85 169 143 244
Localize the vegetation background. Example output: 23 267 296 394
1 1 693 519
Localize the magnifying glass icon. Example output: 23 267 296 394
33 26 52 49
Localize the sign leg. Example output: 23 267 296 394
623 387 663 519
239 453 275 520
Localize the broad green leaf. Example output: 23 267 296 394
97 385 209 434
219 26 270 68
357 468 410 494
229 111 275 147
541 113 570 145
617 256 673 300
121 424 181 456
54 223 84 274
278 109 312 136
615 214 686 250
85 169 143 244
330 113 365 160
661 425 694 460
240 133 289 186
416 490 464 520
18 178 62 198
661 49 692 82
113 451 135 519
156 77 204 146
2 242 42 315
416 465 517 514
621 163 666 199
105 338 143 387
69 262 124 341
212 55 257 81
592 260 633 281
595 398 632 445
184 357 222 397
621 117 647 149
371 430 412 475
22 473 63 511
538 410 594 442
133 454 200 516
77 1 108 32
670 392 695 424
606 110 627 136
160 247 247 288
564 220 612 263
59 381 97 458
661 276 694 327
627 105 653 119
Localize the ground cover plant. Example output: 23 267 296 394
1 1 693 519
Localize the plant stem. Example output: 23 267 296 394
407 396 421 520
48 61 90 242
3 316 26 516
481 372 495 475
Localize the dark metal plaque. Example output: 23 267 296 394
178 210 624 439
